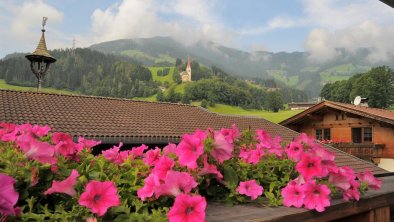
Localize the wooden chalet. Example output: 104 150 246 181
280 100 394 171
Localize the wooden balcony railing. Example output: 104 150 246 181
330 143 385 161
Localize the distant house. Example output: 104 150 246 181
280 100 394 171
288 102 317 110
179 56 191 82
0 89 386 174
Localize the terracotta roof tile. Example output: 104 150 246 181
0 89 386 174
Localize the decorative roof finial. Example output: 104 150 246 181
42 17 48 32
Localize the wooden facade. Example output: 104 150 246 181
280 101 394 160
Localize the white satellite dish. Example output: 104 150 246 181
354 96 362 105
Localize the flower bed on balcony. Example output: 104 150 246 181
0 123 382 222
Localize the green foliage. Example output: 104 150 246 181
200 99 208 108
266 91 284 112
321 66 394 108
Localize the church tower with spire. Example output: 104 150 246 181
180 55 192 82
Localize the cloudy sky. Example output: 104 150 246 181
0 0 393 62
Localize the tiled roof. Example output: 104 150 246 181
280 100 394 126
0 89 386 174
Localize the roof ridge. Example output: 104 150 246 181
327 100 394 113
0 88 200 108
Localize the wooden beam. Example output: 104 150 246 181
306 113 323 121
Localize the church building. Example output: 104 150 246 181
179 56 192 82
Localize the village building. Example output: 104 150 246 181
288 102 317 110
179 56 192 82
280 100 394 171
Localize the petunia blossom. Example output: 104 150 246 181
78 180 120 217
44 169 79 196
175 133 205 169
31 124 51 138
52 132 78 157
357 169 382 190
281 181 305 208
78 137 101 151
152 155 175 180
167 194 206 222
155 171 198 198
102 143 123 164
239 144 264 165
255 129 272 148
129 144 148 158
18 136 57 164
296 154 323 181
220 124 240 144
328 166 355 191
163 143 177 155
143 148 161 166
286 141 304 162
0 173 19 216
236 180 264 200
137 174 160 201
294 133 315 147
343 180 360 201
210 132 234 163
0 122 19 142
198 155 223 179
303 180 331 212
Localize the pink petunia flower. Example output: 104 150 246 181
210 132 234 163
175 133 205 169
137 174 160 201
357 169 382 190
328 166 355 191
167 194 206 222
220 124 240 144
44 169 79 196
163 143 177 155
0 122 19 142
281 180 305 208
198 155 223 179
143 148 161 166
310 144 337 176
152 155 175 180
296 154 323 181
77 137 101 151
294 133 315 147
31 124 51 138
239 144 264 165
0 173 19 216
17 136 57 164
286 141 304 162
236 180 264 200
129 144 148 158
102 143 123 164
343 180 360 201
266 136 284 157
52 132 77 157
78 180 120 217
303 180 331 212
256 129 272 148
155 171 198 198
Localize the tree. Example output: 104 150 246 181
266 91 284 112
172 71 181 84
200 99 208 108
181 93 191 104
156 90 164 102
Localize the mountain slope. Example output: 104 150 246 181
90 37 394 96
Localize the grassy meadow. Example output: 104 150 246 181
0 79 76 95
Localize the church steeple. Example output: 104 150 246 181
186 55 191 80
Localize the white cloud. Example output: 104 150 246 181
89 0 236 47
302 0 394 62
0 0 65 56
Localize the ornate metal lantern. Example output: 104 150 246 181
25 17 56 91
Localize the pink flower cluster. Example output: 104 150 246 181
281 133 382 212
0 122 101 165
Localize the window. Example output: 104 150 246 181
352 127 372 143
352 128 362 143
364 127 372 142
316 129 322 140
323 128 331 140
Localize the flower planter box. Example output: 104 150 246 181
206 175 394 222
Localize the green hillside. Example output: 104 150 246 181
0 79 75 94
148 66 175 84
